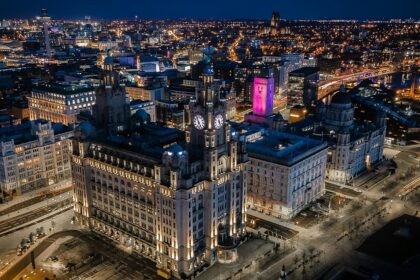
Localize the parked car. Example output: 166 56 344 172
48 256 59 262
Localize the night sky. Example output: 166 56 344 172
0 0 418 20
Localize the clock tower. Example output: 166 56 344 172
187 64 229 152
186 62 247 265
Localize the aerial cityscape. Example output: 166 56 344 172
0 1 419 280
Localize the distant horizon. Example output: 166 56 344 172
1 15 418 22
0 0 419 21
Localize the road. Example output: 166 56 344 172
0 186 72 217
0 198 73 235
250 150 420 280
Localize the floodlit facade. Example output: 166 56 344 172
28 82 96 125
290 85 386 185
321 89 386 184
236 125 328 219
0 120 73 198
71 59 247 279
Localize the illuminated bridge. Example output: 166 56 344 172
317 69 398 103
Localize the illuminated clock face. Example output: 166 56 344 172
214 114 224 129
193 114 205 130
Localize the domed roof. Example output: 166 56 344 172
167 144 184 154
338 127 351 134
375 109 386 118
331 90 351 104
203 63 214 75
104 55 113 65
77 121 95 138
133 109 149 122
79 121 94 133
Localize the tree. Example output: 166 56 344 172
302 251 307 265
301 265 307 279
308 246 315 258
293 254 299 268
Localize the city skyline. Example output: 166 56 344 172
0 0 419 20
0 3 418 280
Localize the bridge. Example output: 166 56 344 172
317 68 398 103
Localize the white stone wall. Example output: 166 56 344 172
247 148 327 219
0 123 72 195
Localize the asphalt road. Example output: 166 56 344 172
0 186 72 217
0 198 73 234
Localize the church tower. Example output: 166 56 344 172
93 55 130 135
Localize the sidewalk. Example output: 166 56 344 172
247 209 303 234
0 179 72 213
195 239 274 280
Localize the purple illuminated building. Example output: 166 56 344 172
245 77 285 130
253 77 274 116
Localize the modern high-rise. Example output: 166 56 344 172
252 77 274 117
39 8 52 58
71 59 247 279
245 77 285 129
287 67 319 108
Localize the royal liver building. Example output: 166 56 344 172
71 58 247 279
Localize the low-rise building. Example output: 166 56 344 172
126 84 164 101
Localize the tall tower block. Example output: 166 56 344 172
253 77 275 117
40 8 52 59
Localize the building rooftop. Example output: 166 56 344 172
0 119 72 145
130 99 154 106
233 123 327 166
33 82 94 96
289 67 320 77
88 123 183 161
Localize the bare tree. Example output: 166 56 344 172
293 254 299 268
